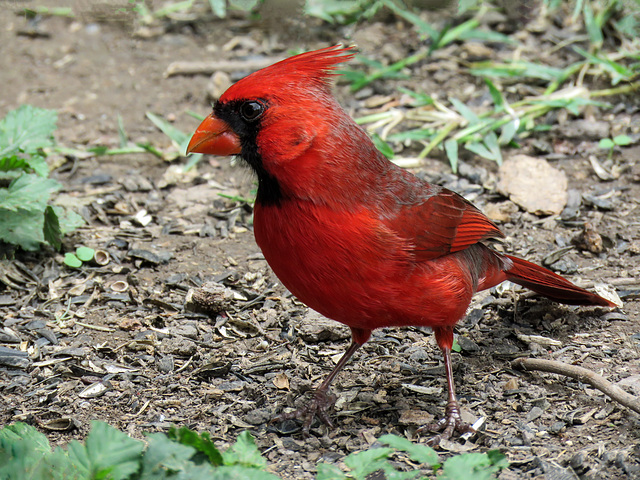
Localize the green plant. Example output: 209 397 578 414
0 423 508 480
64 246 96 268
351 0 640 171
0 105 83 252
317 434 507 479
0 421 279 479
599 133 632 158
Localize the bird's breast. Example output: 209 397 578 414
252 199 474 330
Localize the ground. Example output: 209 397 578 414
1 2 639 479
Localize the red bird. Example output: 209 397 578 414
187 46 614 440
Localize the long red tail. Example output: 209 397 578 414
503 254 615 307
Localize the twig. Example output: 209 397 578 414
512 358 640 415
164 58 283 77
75 321 115 333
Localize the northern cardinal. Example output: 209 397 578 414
187 46 614 440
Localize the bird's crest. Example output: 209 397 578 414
220 45 356 100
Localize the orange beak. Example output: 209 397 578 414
186 114 241 156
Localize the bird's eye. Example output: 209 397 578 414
240 101 264 122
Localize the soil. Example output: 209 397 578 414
1 2 639 479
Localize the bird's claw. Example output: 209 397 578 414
418 401 474 446
271 389 337 436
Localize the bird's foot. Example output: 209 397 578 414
418 400 474 446
271 388 337 436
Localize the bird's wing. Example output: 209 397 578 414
383 188 504 261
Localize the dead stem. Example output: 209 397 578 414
512 357 640 415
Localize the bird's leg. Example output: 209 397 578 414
419 346 474 444
273 340 362 436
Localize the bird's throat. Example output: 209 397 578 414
255 170 283 206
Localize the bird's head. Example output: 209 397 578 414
187 45 358 202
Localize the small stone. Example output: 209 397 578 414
161 337 197 356
281 436 304 452
244 408 271 426
484 201 518 223
503 378 519 390
398 409 434 426
184 282 243 316
295 311 350 343
156 355 174 373
526 406 544 422
549 421 566 434
219 380 245 392
497 155 568 215
570 451 586 471
207 71 232 101
456 335 480 353
170 322 198 339
407 347 430 362
557 119 610 139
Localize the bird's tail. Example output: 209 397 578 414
503 254 615 307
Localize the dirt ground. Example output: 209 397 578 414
1 1 639 479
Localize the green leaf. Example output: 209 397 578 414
458 0 478 14
498 119 518 146
0 208 46 250
451 337 462 353
208 0 226 17
222 431 266 469
117 114 128 148
348 52 422 91
573 46 633 85
613 134 632 146
450 98 479 124
43 206 62 251
484 78 504 110
211 466 280 479
0 155 31 173
230 0 260 10
440 451 507 480
53 206 84 234
26 154 49 177
343 447 395 478
142 432 200 476
316 462 347 480
372 134 395 159
397 87 434 107
382 0 438 39
83 421 143 479
378 434 440 465
483 131 502 164
64 253 82 268
599 138 615 149
0 153 47 177
458 28 515 45
146 112 190 153
486 450 508 468
583 2 603 49
168 426 223 466
0 422 52 479
388 129 435 142
0 174 60 213
465 141 495 162
65 440 91 478
470 61 568 83
444 138 459 174
439 17 480 48
0 105 57 158
75 246 95 262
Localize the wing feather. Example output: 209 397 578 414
383 187 503 261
